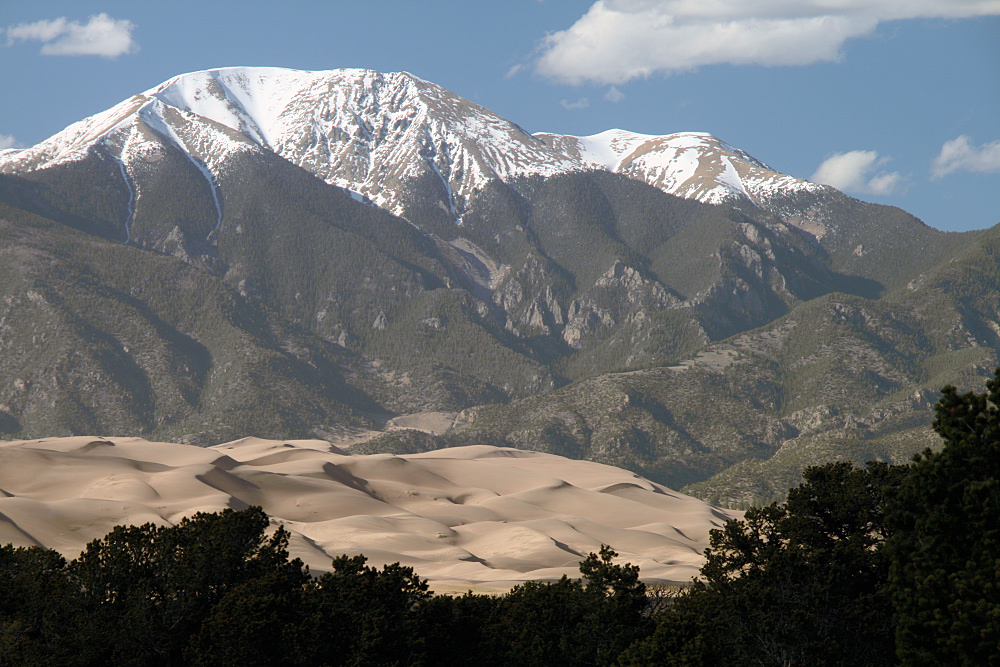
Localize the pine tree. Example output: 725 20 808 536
624 461 905 666
887 370 1000 665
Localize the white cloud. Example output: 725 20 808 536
865 170 903 195
6 13 137 58
811 150 904 195
932 135 1000 178
0 134 18 150
604 86 625 103
505 64 524 79
535 0 1000 84
560 97 591 110
7 17 69 43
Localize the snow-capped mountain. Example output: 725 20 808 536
0 66 824 227
0 67 582 226
536 129 824 208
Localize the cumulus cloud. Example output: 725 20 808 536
0 134 18 150
932 135 1000 178
604 86 626 103
6 13 137 58
560 97 591 110
811 150 904 195
535 0 1000 84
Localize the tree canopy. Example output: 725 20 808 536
886 372 1000 665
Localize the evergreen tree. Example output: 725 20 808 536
625 461 906 666
887 370 1000 665
66 506 307 665
0 546 79 666
295 554 431 666
484 546 649 667
189 569 308 666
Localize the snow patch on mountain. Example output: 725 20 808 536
148 67 320 149
718 155 753 204
138 101 225 231
112 126 141 243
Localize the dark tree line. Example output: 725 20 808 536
0 509 648 666
621 371 1000 666
2 371 1000 665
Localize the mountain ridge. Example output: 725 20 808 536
0 66 826 229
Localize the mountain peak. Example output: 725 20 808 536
535 129 822 208
1 66 825 220
143 67 443 151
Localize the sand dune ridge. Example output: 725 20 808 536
0 436 737 591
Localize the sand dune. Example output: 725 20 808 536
0 437 737 592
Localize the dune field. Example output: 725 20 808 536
0 437 737 592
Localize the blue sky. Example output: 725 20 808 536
1 1 998 232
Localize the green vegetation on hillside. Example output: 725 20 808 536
0 201 385 443
449 252 1000 503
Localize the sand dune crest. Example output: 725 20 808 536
0 436 737 591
